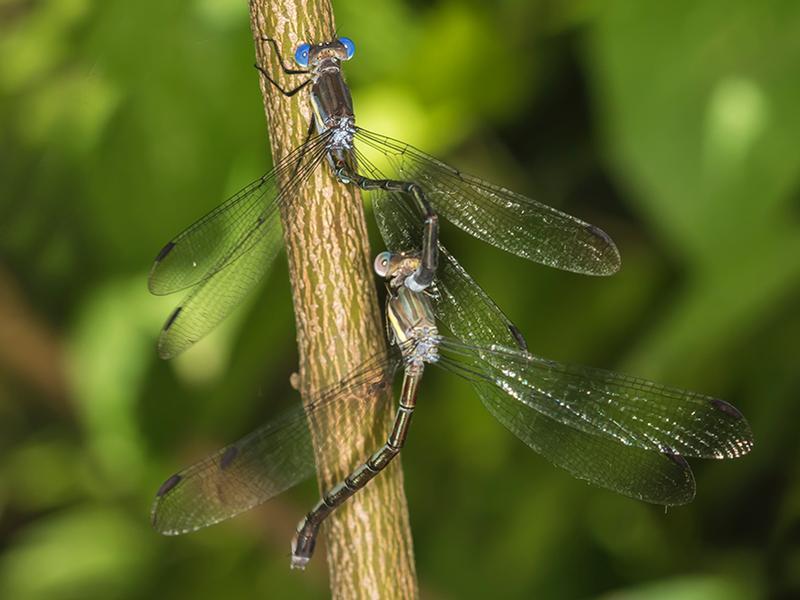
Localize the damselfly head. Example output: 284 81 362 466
294 38 355 69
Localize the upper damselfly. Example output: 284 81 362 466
148 37 620 359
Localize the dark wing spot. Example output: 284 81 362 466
508 324 528 351
709 398 744 420
586 223 610 241
662 449 690 469
585 224 621 272
156 474 182 497
163 307 182 331
155 241 176 263
220 446 239 470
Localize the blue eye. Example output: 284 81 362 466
294 43 311 68
338 37 355 60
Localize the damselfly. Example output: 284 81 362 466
151 247 753 568
148 37 620 358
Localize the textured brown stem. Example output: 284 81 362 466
248 1 418 597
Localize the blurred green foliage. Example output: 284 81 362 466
1 0 799 598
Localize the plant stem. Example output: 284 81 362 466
249 1 418 597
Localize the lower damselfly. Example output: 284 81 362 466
151 248 753 568
148 36 620 359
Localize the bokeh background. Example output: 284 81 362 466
2 0 799 598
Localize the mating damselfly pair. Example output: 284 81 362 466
148 36 753 568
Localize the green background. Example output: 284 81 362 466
2 0 799 598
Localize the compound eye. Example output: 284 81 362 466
374 251 392 277
294 43 311 68
338 37 355 60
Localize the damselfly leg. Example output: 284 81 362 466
259 36 311 75
253 36 313 96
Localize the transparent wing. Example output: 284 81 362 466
364 151 695 504
152 352 400 535
355 128 621 276
156 210 283 359
468 373 696 505
148 132 332 296
356 147 528 351
432 252 528 351
438 339 754 460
